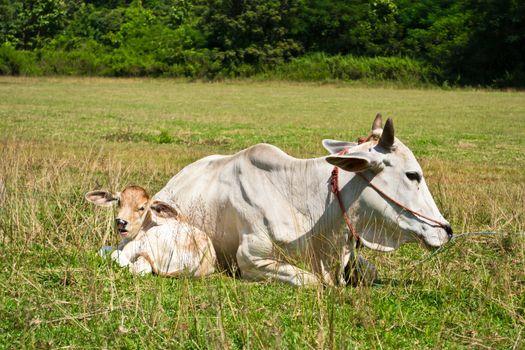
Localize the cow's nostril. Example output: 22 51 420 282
444 224 453 240
115 218 128 227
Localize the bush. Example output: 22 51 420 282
0 44 41 75
265 53 332 81
0 42 440 84
267 53 439 84
37 49 108 76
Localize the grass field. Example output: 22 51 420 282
0 77 524 349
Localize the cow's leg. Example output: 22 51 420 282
238 256 320 286
310 232 351 286
236 242 320 287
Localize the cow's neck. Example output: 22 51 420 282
283 157 364 229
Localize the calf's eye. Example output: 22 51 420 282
406 172 422 182
138 206 146 211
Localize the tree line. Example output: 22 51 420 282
0 0 523 86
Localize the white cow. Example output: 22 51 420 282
86 185 216 277
154 115 452 286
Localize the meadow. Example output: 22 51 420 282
0 77 524 349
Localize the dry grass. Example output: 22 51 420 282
0 76 524 349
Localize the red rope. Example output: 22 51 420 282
356 173 448 228
330 150 361 247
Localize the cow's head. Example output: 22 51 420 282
323 114 452 251
85 185 179 240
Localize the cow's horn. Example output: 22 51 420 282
379 118 395 149
372 113 382 131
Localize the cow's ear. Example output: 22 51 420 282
325 152 381 172
150 201 179 219
85 191 118 206
322 139 357 154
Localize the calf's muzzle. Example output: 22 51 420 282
115 218 128 232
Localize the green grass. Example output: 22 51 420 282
0 77 524 349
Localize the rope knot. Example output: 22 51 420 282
357 136 368 144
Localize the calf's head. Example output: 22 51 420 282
324 114 452 251
85 185 178 240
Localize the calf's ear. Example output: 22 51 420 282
325 152 382 172
150 201 179 219
85 191 118 206
322 139 357 154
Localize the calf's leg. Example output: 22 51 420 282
111 250 131 267
129 256 154 275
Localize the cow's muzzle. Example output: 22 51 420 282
444 224 453 241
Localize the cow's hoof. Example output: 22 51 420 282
344 256 378 287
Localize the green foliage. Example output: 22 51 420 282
197 0 303 74
63 4 126 47
104 2 205 75
267 53 438 84
459 0 525 86
19 0 66 49
297 0 402 56
37 48 108 76
0 43 40 75
397 0 472 84
0 0 23 46
0 0 523 86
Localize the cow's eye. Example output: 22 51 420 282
138 206 146 211
406 172 422 182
